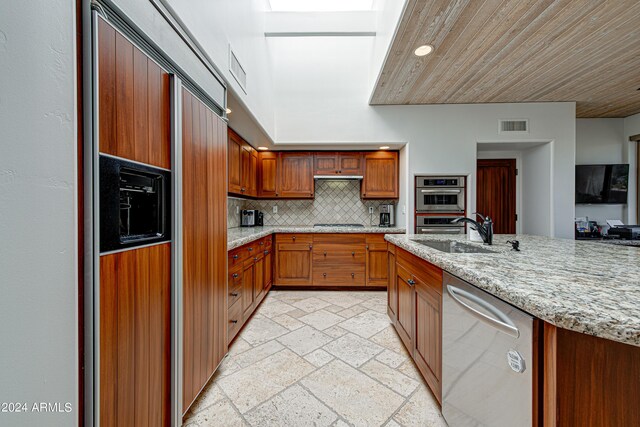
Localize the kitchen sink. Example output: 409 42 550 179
410 239 496 254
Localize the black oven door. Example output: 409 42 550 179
100 155 171 253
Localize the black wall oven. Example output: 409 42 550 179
100 155 171 253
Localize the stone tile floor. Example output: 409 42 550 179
183 290 447 427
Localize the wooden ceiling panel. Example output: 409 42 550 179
371 0 640 117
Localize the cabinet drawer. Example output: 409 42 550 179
313 247 365 265
229 248 248 267
365 234 387 245
228 299 243 341
397 247 443 294
313 266 365 286
228 265 242 287
313 234 365 245
228 282 242 308
277 233 313 244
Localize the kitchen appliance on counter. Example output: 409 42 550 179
415 216 465 234
416 176 466 213
241 209 262 227
379 203 395 227
443 272 533 427
100 155 171 253
606 225 640 240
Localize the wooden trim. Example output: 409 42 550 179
629 133 640 142
543 323 557 427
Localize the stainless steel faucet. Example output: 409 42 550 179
451 213 494 245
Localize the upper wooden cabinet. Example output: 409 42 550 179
278 153 314 198
313 152 363 176
228 128 257 197
361 151 399 199
258 152 278 198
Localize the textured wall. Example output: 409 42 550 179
228 180 395 227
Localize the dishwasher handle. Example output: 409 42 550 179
447 285 520 338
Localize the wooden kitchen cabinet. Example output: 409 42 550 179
228 127 257 197
278 153 314 198
387 244 397 322
361 151 399 199
274 234 313 285
258 151 278 198
241 258 255 320
313 152 363 176
365 234 389 286
228 128 243 194
241 142 257 197
392 246 443 404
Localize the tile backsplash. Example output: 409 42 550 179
227 180 395 228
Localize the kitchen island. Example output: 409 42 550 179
385 233 640 426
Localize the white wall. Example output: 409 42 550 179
522 143 553 236
167 0 276 136
0 1 78 426
575 118 627 226
370 0 407 90
624 112 640 223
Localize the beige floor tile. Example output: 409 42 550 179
375 348 406 368
332 420 351 427
186 383 226 415
228 337 253 356
234 340 285 368
272 313 305 330
244 384 338 427
218 349 316 413
284 308 309 319
301 360 405 427
336 304 369 319
304 349 335 367
323 333 384 367
277 325 334 356
393 385 447 427
360 359 419 397
183 398 247 427
397 360 423 381
240 316 289 346
299 309 345 330
338 310 392 338
360 297 388 314
292 297 333 313
255 299 298 318
316 292 365 308
370 326 407 354
323 325 348 338
324 304 348 313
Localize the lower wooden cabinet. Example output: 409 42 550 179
365 234 389 286
275 234 313 285
390 244 443 404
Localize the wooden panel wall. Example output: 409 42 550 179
182 88 228 413
98 18 170 169
99 244 171 427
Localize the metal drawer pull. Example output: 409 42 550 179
407 279 415 286
323 273 327 277
324 251 327 256
254 257 258 261
447 285 520 338
351 273 355 278
230 292 238 297
309 245 313 250
292 236 296 241
232 273 239 279
264 250 269 255
352 252 355 256
230 319 238 324
233 254 239 260
259 241 264 245
248 247 253 252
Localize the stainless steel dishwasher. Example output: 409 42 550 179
442 272 533 427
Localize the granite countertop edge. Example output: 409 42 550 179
227 226 406 251
384 234 640 348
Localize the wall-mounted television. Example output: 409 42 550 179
575 164 629 204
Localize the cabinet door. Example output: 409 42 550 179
248 148 258 197
227 129 242 194
338 153 363 175
413 277 442 404
258 152 278 198
263 248 273 290
242 259 255 319
275 242 313 285
279 153 314 198
361 151 398 199
254 255 265 305
314 152 339 175
387 248 397 322
240 144 252 196
395 264 414 350
365 236 388 287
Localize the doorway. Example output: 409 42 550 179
477 159 517 234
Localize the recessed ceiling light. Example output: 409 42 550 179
226 108 232 114
379 146 390 150
414 45 434 57
258 146 269 150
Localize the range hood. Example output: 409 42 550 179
313 175 363 180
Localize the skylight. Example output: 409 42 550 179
268 0 374 12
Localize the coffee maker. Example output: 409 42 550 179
379 204 395 227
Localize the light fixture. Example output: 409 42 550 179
414 44 434 57
258 146 269 151
379 146 390 150
225 108 232 114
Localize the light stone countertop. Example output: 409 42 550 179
384 233 640 347
227 226 406 251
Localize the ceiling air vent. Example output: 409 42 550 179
229 47 247 93
499 119 529 134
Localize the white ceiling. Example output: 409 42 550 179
268 0 374 12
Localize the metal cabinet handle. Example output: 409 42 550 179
230 292 238 297
309 245 313 250
241 188 246 192
264 250 269 255
254 257 258 261
233 254 239 260
292 236 296 241
351 273 355 278
323 273 327 277
232 273 239 279
407 279 415 286
230 319 238 324
352 251 355 256
366 245 369 250
248 247 253 252
259 241 264 246
324 251 327 256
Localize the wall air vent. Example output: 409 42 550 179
499 119 529 134
229 47 247 93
